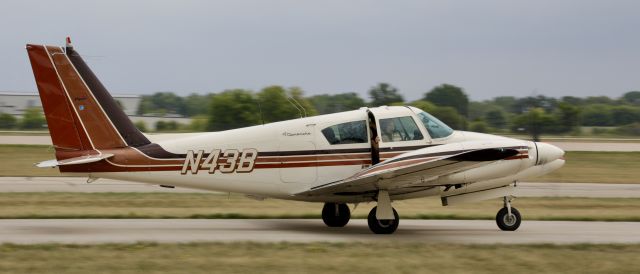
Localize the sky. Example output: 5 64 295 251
1 0 639 101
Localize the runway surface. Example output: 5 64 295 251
1 219 639 244
2 135 640 151
1 177 639 197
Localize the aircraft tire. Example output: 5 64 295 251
496 207 521 231
367 206 399 234
321 203 350 227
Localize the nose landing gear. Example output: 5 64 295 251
496 196 521 231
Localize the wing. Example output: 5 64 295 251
294 142 522 198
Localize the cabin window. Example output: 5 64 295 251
379 116 424 142
322 120 368 145
416 111 454 139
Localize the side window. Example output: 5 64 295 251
322 120 368 145
379 116 423 142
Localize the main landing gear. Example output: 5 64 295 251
321 203 351 227
321 190 401 234
496 196 521 231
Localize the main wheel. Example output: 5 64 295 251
367 206 399 234
496 207 521 231
322 203 350 227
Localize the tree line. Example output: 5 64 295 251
0 108 46 130
134 84 640 138
2 84 638 139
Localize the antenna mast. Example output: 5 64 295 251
287 96 307 118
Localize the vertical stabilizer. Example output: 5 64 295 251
26 40 150 152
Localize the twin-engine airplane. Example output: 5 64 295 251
27 39 565 234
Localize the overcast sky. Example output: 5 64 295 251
1 0 638 101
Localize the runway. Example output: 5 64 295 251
1 177 639 197
1 219 639 244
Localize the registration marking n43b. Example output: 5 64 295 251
181 148 258 175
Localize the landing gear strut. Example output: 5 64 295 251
321 203 350 227
496 196 521 231
366 190 399 234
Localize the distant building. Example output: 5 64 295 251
0 92 192 131
0 92 141 117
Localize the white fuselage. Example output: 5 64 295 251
90 106 564 203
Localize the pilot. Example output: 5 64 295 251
380 119 403 142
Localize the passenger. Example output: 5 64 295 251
380 119 403 142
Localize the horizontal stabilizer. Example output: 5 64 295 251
35 153 114 168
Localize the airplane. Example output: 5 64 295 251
26 38 565 234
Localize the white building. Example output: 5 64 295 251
0 91 193 131
0 92 141 117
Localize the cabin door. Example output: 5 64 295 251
367 110 380 165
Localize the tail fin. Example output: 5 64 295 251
26 40 150 152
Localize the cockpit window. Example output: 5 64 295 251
322 120 368 145
416 111 454 139
379 116 423 142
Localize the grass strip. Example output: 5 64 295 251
533 151 640 183
1 242 639 274
0 145 60 177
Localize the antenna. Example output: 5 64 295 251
527 88 539 142
287 97 304 118
288 96 307 118
256 100 265 125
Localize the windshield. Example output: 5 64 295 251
416 111 454 139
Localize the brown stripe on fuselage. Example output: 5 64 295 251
255 160 371 169
56 145 530 173
255 153 370 163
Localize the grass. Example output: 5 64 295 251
0 242 639 274
0 145 61 176
0 192 638 221
533 151 640 183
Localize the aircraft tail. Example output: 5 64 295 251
26 38 150 155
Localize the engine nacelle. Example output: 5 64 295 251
435 157 526 185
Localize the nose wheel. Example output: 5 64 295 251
321 203 351 227
496 196 521 231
